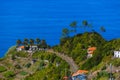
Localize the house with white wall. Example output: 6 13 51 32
16 46 25 52
114 51 120 58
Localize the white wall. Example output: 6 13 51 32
114 51 120 58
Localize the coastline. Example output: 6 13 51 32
0 46 16 59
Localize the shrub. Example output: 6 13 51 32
4 71 15 78
20 71 28 76
0 66 7 72
25 63 31 68
97 71 109 79
15 64 22 69
16 51 28 57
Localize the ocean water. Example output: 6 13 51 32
0 0 120 57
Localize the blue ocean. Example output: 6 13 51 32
0 0 120 57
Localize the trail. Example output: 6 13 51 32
47 49 78 73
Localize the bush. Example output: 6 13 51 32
0 66 7 72
4 71 15 78
20 71 28 76
15 64 22 69
97 71 109 79
25 63 31 68
16 51 28 57
111 58 120 67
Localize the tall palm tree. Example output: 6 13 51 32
82 20 92 32
16 39 22 47
100 26 106 32
36 38 41 45
62 28 70 38
41 40 47 49
29 39 34 46
23 38 29 46
70 21 77 33
24 38 29 43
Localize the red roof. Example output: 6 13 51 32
72 70 88 77
63 76 68 80
19 46 24 49
88 47 96 51
87 47 96 54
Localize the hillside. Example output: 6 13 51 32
0 47 70 80
0 32 120 80
53 32 120 80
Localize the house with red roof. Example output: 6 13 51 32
72 70 88 80
87 47 96 58
16 46 25 51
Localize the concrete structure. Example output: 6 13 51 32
114 51 120 58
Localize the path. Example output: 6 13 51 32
47 49 78 73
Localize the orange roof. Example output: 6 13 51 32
19 46 24 49
63 76 68 79
88 47 96 51
72 70 88 77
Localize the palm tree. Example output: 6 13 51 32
36 38 41 45
100 26 106 32
62 28 70 38
24 38 29 43
16 39 22 47
82 20 92 32
70 21 77 33
41 40 47 49
23 38 29 46
29 39 34 46
82 20 88 26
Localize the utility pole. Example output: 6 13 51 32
110 63 112 80
65 68 67 77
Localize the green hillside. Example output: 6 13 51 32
53 32 120 80
0 31 120 80
0 47 70 80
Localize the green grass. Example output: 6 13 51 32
0 66 7 72
4 71 15 78
20 71 28 76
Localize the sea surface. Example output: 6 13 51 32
0 0 120 57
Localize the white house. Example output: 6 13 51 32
16 46 25 52
114 51 120 58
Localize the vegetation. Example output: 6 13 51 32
0 21 119 80
0 66 7 72
0 46 70 80
4 71 15 78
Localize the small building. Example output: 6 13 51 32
72 70 88 80
16 46 25 51
87 47 96 58
29 46 38 51
114 51 120 58
63 76 69 80
16 45 46 53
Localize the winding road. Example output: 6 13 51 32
47 49 78 73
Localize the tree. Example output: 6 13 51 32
82 20 88 26
36 38 41 45
62 28 70 38
70 21 77 33
29 39 34 46
16 39 22 46
82 20 92 32
41 40 47 49
23 38 29 46
100 26 106 32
